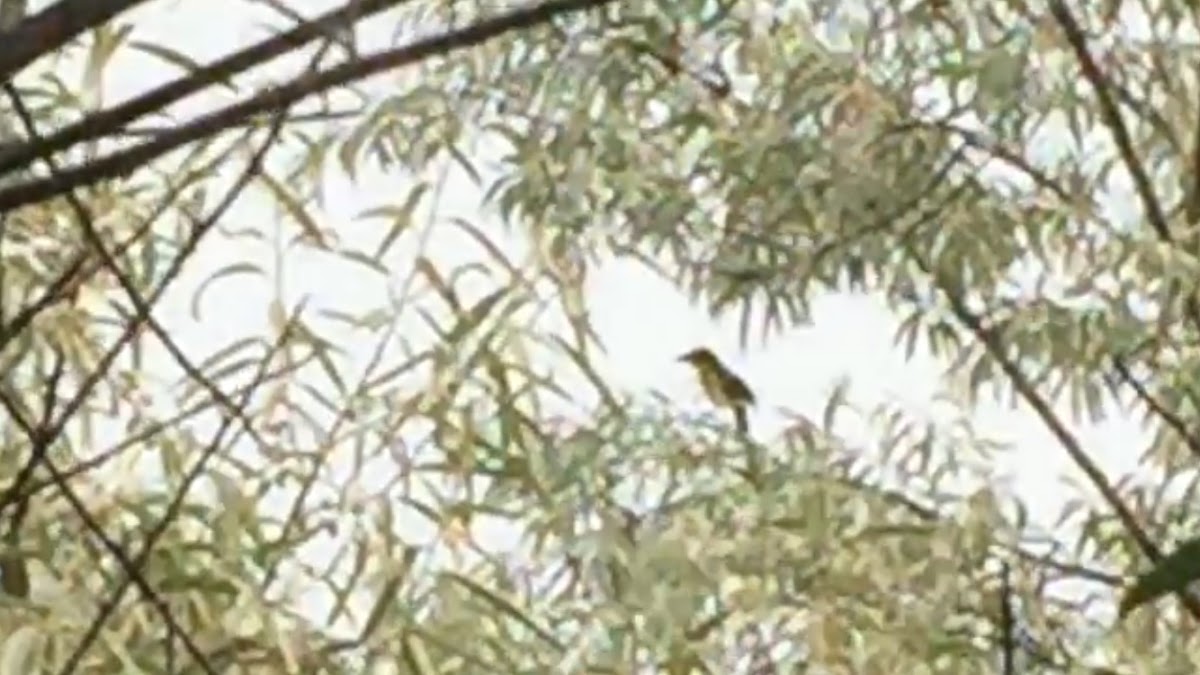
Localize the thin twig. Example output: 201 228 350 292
3 83 272 485
58 34 326 670
913 246 1200 620
1112 354 1200 461
1047 0 1200 336
61 306 303 673
0 378 216 673
19 359 308 503
0 141 237 357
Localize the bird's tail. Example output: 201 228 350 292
734 405 749 435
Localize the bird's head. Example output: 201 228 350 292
678 347 718 366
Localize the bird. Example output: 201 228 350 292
678 347 755 434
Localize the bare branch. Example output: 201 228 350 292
59 34 321 668
21 358 306 503
0 0 155 85
0 142 236 356
0 0 406 176
0 347 216 672
0 0 619 213
3 81 273 469
1046 0 1200 335
1112 355 1200 461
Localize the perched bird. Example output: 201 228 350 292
678 347 755 434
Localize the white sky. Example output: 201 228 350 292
24 0 1157 641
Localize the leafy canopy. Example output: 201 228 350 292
0 0 1197 673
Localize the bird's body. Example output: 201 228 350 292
678 347 755 434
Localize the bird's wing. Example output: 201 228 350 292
728 374 755 405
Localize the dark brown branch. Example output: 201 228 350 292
0 137 251 653
1046 0 1200 335
0 0 406 176
2 77 226 672
999 562 1016 675
0 365 217 673
899 119 1075 205
0 0 619 214
0 140 239 358
1047 0 1169 239
20 357 306 505
1112 355 1200 461
2 348 65 567
0 102 288 517
3 81 273 470
0 0 155 85
911 246 1200 620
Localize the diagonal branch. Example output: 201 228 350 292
897 119 1075 205
0 0 155 85
1045 1 1170 242
0 142 237 356
910 245 1200 620
61 306 302 674
0 92 289 523
0 0 620 213
1111 355 1200 461
0 0 411 176
59 36 323 671
3 347 64 537
0 367 217 673
0 105 280 662
1046 0 1200 335
2 83 273 470
20 358 306 502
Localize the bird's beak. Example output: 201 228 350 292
677 353 692 362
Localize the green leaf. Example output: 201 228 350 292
0 626 43 675
257 171 328 248
130 40 237 92
443 288 506 347
414 257 461 313
368 181 428 259
443 572 563 651
191 262 265 320
84 22 133 98
1119 537 1200 619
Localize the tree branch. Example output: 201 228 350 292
62 307 301 673
2 81 273 473
0 361 217 674
0 0 155 85
1046 0 1200 336
0 0 407 176
0 0 619 214
912 245 1200 620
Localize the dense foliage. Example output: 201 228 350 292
0 0 1197 673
